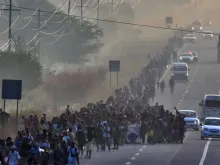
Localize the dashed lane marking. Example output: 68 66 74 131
159 65 171 82
139 149 143 152
125 162 131 165
135 153 140 156
176 64 199 108
131 157 136 160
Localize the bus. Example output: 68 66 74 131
199 94 220 121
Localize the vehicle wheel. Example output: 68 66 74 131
201 136 204 140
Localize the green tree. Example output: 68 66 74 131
54 17 104 63
0 37 42 91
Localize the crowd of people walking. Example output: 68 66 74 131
0 30 187 165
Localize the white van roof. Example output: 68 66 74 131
173 62 188 66
204 94 220 100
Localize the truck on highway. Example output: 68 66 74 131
199 94 220 121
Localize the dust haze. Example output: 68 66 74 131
1 0 220 113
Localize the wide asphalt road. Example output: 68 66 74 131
80 24 220 165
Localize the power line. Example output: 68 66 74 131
0 4 219 36
2 1 20 51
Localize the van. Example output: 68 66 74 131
171 62 189 81
199 94 220 121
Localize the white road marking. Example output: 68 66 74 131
142 145 146 148
176 64 199 108
199 138 212 165
135 153 140 156
125 162 131 165
131 157 136 160
139 149 143 152
159 65 171 82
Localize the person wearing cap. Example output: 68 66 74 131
8 145 20 165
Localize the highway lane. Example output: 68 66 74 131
153 44 199 111
168 26 220 165
80 144 144 165
80 25 220 165
126 25 220 165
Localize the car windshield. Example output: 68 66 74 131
186 34 194 37
173 66 187 71
205 100 220 107
180 111 196 117
204 119 220 126
181 54 192 58
193 21 201 26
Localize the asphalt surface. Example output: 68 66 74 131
80 24 220 165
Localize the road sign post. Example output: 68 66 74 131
109 60 120 88
1 79 22 131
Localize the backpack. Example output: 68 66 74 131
69 147 77 158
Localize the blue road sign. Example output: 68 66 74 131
109 60 120 72
2 79 22 100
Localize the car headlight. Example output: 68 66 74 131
194 120 198 124
192 27 194 30
200 27 203 30
203 128 209 131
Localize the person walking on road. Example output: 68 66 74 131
160 80 166 94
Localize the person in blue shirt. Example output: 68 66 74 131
67 142 79 165
27 143 40 165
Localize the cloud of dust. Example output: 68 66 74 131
24 0 220 112
82 0 220 104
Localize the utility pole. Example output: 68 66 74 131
75 0 89 22
111 0 114 12
80 0 83 22
68 0 71 15
2 0 20 51
37 7 41 60
97 0 100 25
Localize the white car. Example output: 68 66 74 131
179 52 195 63
201 117 220 140
183 33 196 43
179 110 200 131
203 31 213 39
171 62 189 81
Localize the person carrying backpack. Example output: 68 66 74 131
67 142 79 165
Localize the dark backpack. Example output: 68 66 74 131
69 147 77 158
